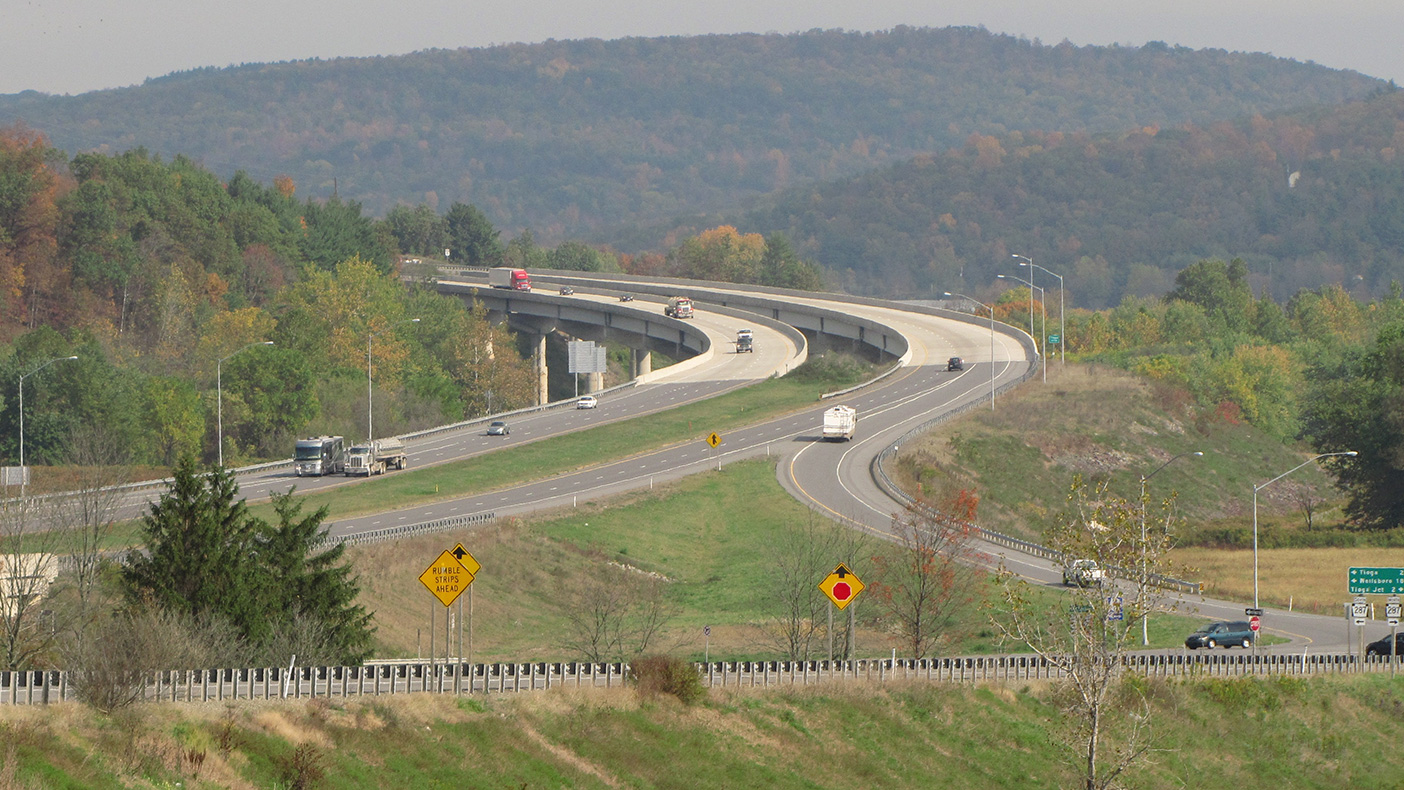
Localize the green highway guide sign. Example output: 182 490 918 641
1349 567 1404 595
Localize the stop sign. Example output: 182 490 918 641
1250 616 1261 632
832 582 852 602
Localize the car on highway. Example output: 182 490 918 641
947 356 964 371
577 396 598 409
1366 633 1404 657
619 294 634 302
486 421 509 436
1062 559 1105 587
1185 620 1255 649
559 285 575 295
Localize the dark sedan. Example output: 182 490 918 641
1366 633 1404 657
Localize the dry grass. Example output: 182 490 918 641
1173 546 1404 614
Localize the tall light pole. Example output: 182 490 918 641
17 355 78 499
944 291 995 410
998 274 1047 383
1139 450 1203 645
368 318 420 442
217 341 274 468
1016 257 1064 368
1253 451 1357 609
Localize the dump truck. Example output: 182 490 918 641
345 437 409 476
664 296 694 318
488 267 531 291
294 435 345 476
822 405 857 441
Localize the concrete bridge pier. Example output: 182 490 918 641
631 347 651 378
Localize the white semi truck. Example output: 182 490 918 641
294 435 346 476
822 405 857 441
345 437 409 476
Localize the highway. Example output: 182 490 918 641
111 278 1357 655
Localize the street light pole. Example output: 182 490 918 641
997 274 1047 383
944 292 995 410
17 355 78 499
1253 451 1358 609
368 318 420 442
1017 258 1064 368
217 341 274 468
1139 451 1203 645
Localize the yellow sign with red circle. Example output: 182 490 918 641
818 563 865 610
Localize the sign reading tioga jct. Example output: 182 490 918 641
1349 567 1404 595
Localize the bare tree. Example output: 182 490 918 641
991 476 1182 790
754 512 871 661
50 425 133 653
0 498 62 670
869 490 982 658
1289 483 1323 531
556 563 673 662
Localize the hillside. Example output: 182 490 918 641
0 28 1380 240
722 87 1404 304
3 676 1403 788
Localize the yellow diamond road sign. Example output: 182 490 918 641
420 550 473 607
451 543 481 576
706 432 721 448
819 563 865 610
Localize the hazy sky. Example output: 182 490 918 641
3 0 1401 96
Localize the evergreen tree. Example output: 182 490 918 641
120 459 266 641
254 492 374 663
444 202 502 266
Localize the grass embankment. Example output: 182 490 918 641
352 458 1202 661
5 674 1404 788
889 363 1386 614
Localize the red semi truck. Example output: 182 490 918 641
488 267 532 291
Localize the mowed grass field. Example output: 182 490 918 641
890 362 1377 615
350 458 1205 661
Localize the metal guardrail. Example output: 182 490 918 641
329 511 497 548
865 362 1203 595
3 650 1389 706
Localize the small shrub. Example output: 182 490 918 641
630 655 706 705
278 742 326 790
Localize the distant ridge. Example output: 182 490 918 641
0 27 1381 242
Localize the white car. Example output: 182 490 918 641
577 396 598 409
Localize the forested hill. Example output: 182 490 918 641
0 27 1381 241
713 87 1404 306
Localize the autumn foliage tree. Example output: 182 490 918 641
869 488 982 658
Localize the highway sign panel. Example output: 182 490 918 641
420 551 473 607
1048 334 1060 344
451 543 481 576
706 432 721 448
1389 596 1401 625
1106 596 1124 621
1349 567 1404 595
1250 616 1261 632
1245 607 1264 617
1351 596 1370 624
819 563 865 610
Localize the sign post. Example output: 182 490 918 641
819 563 865 667
706 432 722 470
420 547 479 693
1351 595 1370 658
1389 596 1402 677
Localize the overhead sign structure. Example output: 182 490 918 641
819 563 865 610
706 432 721 449
420 550 473 607
1349 567 1404 595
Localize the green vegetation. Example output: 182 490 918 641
2 674 1402 788
1 29 1376 242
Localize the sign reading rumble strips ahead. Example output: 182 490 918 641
420 551 473 607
